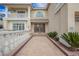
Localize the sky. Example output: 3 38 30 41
32 3 48 9
0 5 5 12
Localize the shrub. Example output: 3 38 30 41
48 32 58 38
54 36 59 41
61 32 79 48
48 32 53 38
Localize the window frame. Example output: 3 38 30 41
13 23 25 31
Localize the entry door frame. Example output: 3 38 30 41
34 23 45 33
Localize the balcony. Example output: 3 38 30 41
5 13 28 20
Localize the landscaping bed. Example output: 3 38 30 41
47 32 79 56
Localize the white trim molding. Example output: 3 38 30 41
54 3 64 14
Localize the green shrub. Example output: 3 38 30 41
48 32 58 38
48 32 53 38
61 32 79 48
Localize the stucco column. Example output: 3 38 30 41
28 6 31 19
27 6 31 31
3 20 8 30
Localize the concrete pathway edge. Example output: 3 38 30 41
46 35 79 56
46 35 67 56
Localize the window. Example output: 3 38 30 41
0 13 5 21
75 16 79 22
17 10 26 18
0 18 3 21
8 10 16 13
17 11 25 13
0 13 5 18
13 23 24 31
36 11 43 17
8 10 16 18
0 25 3 29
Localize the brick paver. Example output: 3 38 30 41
16 36 65 56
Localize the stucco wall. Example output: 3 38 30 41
48 3 79 33
48 4 68 34
58 4 68 34
48 4 55 32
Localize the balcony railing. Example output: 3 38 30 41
4 13 29 20
8 13 28 18
0 31 31 56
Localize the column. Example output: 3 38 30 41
27 6 31 31
28 6 31 19
3 20 8 30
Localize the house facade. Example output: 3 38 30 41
0 3 79 34
0 4 48 33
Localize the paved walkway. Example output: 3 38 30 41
16 35 65 56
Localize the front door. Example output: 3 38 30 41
34 23 45 33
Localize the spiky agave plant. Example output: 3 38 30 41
61 32 79 48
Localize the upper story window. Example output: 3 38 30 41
8 9 27 18
17 10 26 18
8 10 16 13
0 13 5 21
36 11 43 17
17 11 25 13
8 10 16 17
